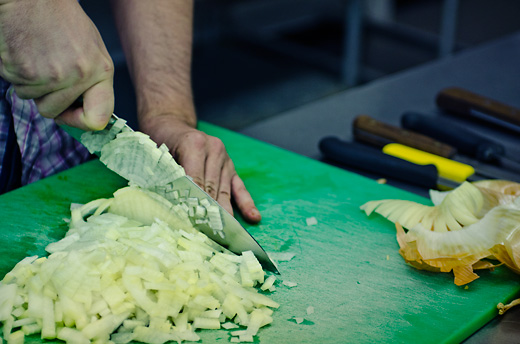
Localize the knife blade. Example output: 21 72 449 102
318 136 460 190
436 87 520 133
401 111 520 171
59 114 279 274
353 114 520 182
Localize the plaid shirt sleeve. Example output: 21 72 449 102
0 79 91 187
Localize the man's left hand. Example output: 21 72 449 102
140 114 262 224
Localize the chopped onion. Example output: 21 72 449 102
267 252 295 262
282 281 297 288
0 188 279 344
305 217 318 226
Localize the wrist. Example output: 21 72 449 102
138 109 197 135
136 88 197 127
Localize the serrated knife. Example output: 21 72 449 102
59 114 279 274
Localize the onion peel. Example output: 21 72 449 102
366 181 520 293
395 223 494 285
361 182 485 232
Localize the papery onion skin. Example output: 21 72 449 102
364 180 520 288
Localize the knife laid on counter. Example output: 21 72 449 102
318 136 460 190
59 114 279 274
382 143 520 184
436 87 520 133
353 114 456 158
353 114 520 183
401 112 520 171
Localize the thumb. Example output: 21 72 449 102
55 79 114 131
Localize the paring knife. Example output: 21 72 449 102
60 114 279 274
318 136 460 190
353 114 520 183
401 112 520 171
436 87 520 133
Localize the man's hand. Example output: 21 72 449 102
0 0 114 130
141 114 262 224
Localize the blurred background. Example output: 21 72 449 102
82 0 520 130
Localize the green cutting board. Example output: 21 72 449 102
1 122 519 344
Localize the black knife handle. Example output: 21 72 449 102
401 112 505 163
318 136 439 189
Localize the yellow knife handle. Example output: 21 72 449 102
382 143 475 183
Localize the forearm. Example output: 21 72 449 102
110 0 196 130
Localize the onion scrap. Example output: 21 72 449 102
361 180 520 313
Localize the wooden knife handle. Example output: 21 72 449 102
436 87 520 127
353 114 457 158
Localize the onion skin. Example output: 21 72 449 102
363 180 520 290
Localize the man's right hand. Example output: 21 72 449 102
0 0 114 130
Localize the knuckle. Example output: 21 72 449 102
102 56 115 75
191 176 204 188
185 131 207 149
7 62 38 83
218 189 231 201
47 64 65 84
205 181 217 195
18 65 38 81
208 136 226 152
74 56 93 80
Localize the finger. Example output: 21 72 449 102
231 174 261 223
11 83 52 100
203 140 227 199
216 160 235 216
176 133 208 189
80 78 114 130
33 84 86 119
55 79 114 130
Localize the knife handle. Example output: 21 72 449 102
382 143 475 183
401 111 505 163
436 87 520 127
318 136 439 189
353 114 457 158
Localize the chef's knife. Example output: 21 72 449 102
60 114 279 274
353 114 520 182
436 87 520 133
401 112 520 171
318 136 460 190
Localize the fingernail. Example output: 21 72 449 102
250 208 260 218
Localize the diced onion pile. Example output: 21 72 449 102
0 188 279 344
361 180 520 313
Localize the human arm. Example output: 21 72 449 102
0 0 114 130
110 0 261 223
